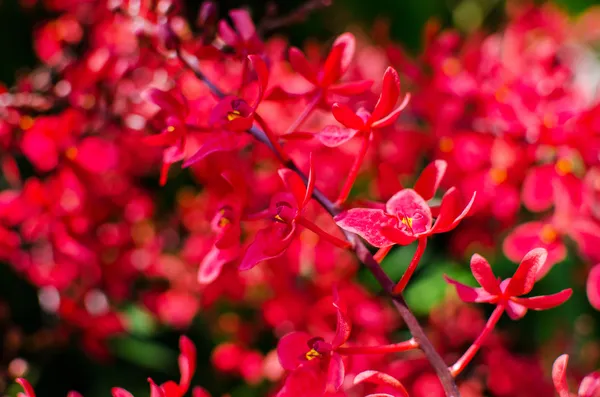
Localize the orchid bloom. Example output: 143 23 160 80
335 160 475 291
286 32 373 101
217 9 262 56
445 248 572 320
239 157 350 271
277 291 413 397
183 54 269 167
553 354 600 397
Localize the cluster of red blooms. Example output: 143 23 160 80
1 0 600 396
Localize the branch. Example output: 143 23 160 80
258 0 333 34
175 44 461 397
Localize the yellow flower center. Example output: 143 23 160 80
540 224 558 244
19 116 34 130
305 349 320 360
442 57 461 76
274 214 284 222
227 110 242 121
555 158 572 176
489 168 507 185
218 217 230 227
401 216 414 229
439 137 454 153
65 147 78 160
167 125 176 132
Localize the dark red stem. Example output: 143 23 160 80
337 338 418 355
393 237 428 294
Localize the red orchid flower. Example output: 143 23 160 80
553 354 600 397
16 378 82 397
317 67 410 148
239 156 350 271
198 172 246 284
276 291 352 396
444 248 572 320
335 160 475 247
217 9 262 56
183 54 269 167
504 178 600 277
286 32 373 101
352 370 409 397
112 336 198 397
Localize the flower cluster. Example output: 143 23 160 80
0 0 598 396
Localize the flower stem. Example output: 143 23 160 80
374 246 393 263
449 304 505 378
284 91 322 135
335 134 370 206
296 216 351 249
254 112 290 163
337 338 418 355
393 237 428 294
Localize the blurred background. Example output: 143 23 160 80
1 0 600 396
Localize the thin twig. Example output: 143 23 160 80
258 0 333 34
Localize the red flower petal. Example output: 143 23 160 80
229 9 255 42
470 254 501 295
332 32 356 75
512 289 572 310
552 354 570 397
183 134 243 168
217 20 237 46
111 388 134 397
316 125 358 147
370 93 410 129
178 335 196 394
289 47 317 84
505 248 548 297
371 67 400 123
334 208 396 248
16 378 36 397
328 80 373 96
144 88 186 120
385 189 432 235
327 353 345 391
302 154 315 209
522 165 555 212
579 371 600 397
321 33 355 88
353 371 409 397
587 264 600 310
248 54 268 108
238 222 296 271
444 276 497 303
331 289 351 348
277 331 312 371
149 378 166 397
278 169 307 209
503 221 566 276
430 188 475 233
332 103 365 130
413 160 447 201
505 300 527 320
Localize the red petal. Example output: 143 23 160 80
570 219 600 263
385 189 432 235
16 378 36 397
178 336 196 394
331 289 351 348
470 253 501 295
552 354 571 397
505 248 548 297
198 246 238 284
328 80 373 96
380 226 417 246
512 289 572 310
248 54 268 108
289 47 317 84
320 38 345 88
334 208 396 248
302 153 315 209
278 169 306 209
144 89 186 119
371 67 400 123
587 264 600 310
332 32 356 75
413 160 447 201
505 300 527 320
148 379 165 397
327 353 345 391
353 371 409 397
229 9 255 41
579 371 600 397
522 165 555 212
370 93 410 129
217 20 237 46
444 276 497 303
430 188 476 233
331 103 365 130
502 222 566 276
316 125 358 147
183 134 242 168
277 331 312 370
238 223 295 270
111 388 134 397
